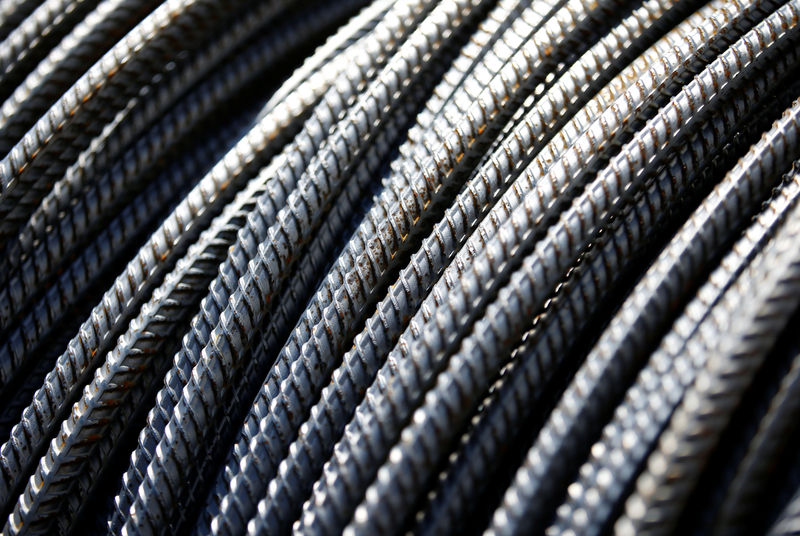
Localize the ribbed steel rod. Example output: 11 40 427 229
0 0 798 534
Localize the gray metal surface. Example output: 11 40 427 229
0 0 799 534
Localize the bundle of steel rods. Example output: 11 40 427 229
0 0 799 534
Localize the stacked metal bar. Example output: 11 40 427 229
0 0 799 534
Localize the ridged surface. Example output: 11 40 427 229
0 0 799 534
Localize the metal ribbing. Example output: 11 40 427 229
1 0 800 534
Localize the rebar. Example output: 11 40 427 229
0 0 799 534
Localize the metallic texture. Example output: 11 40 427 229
1 0 800 534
